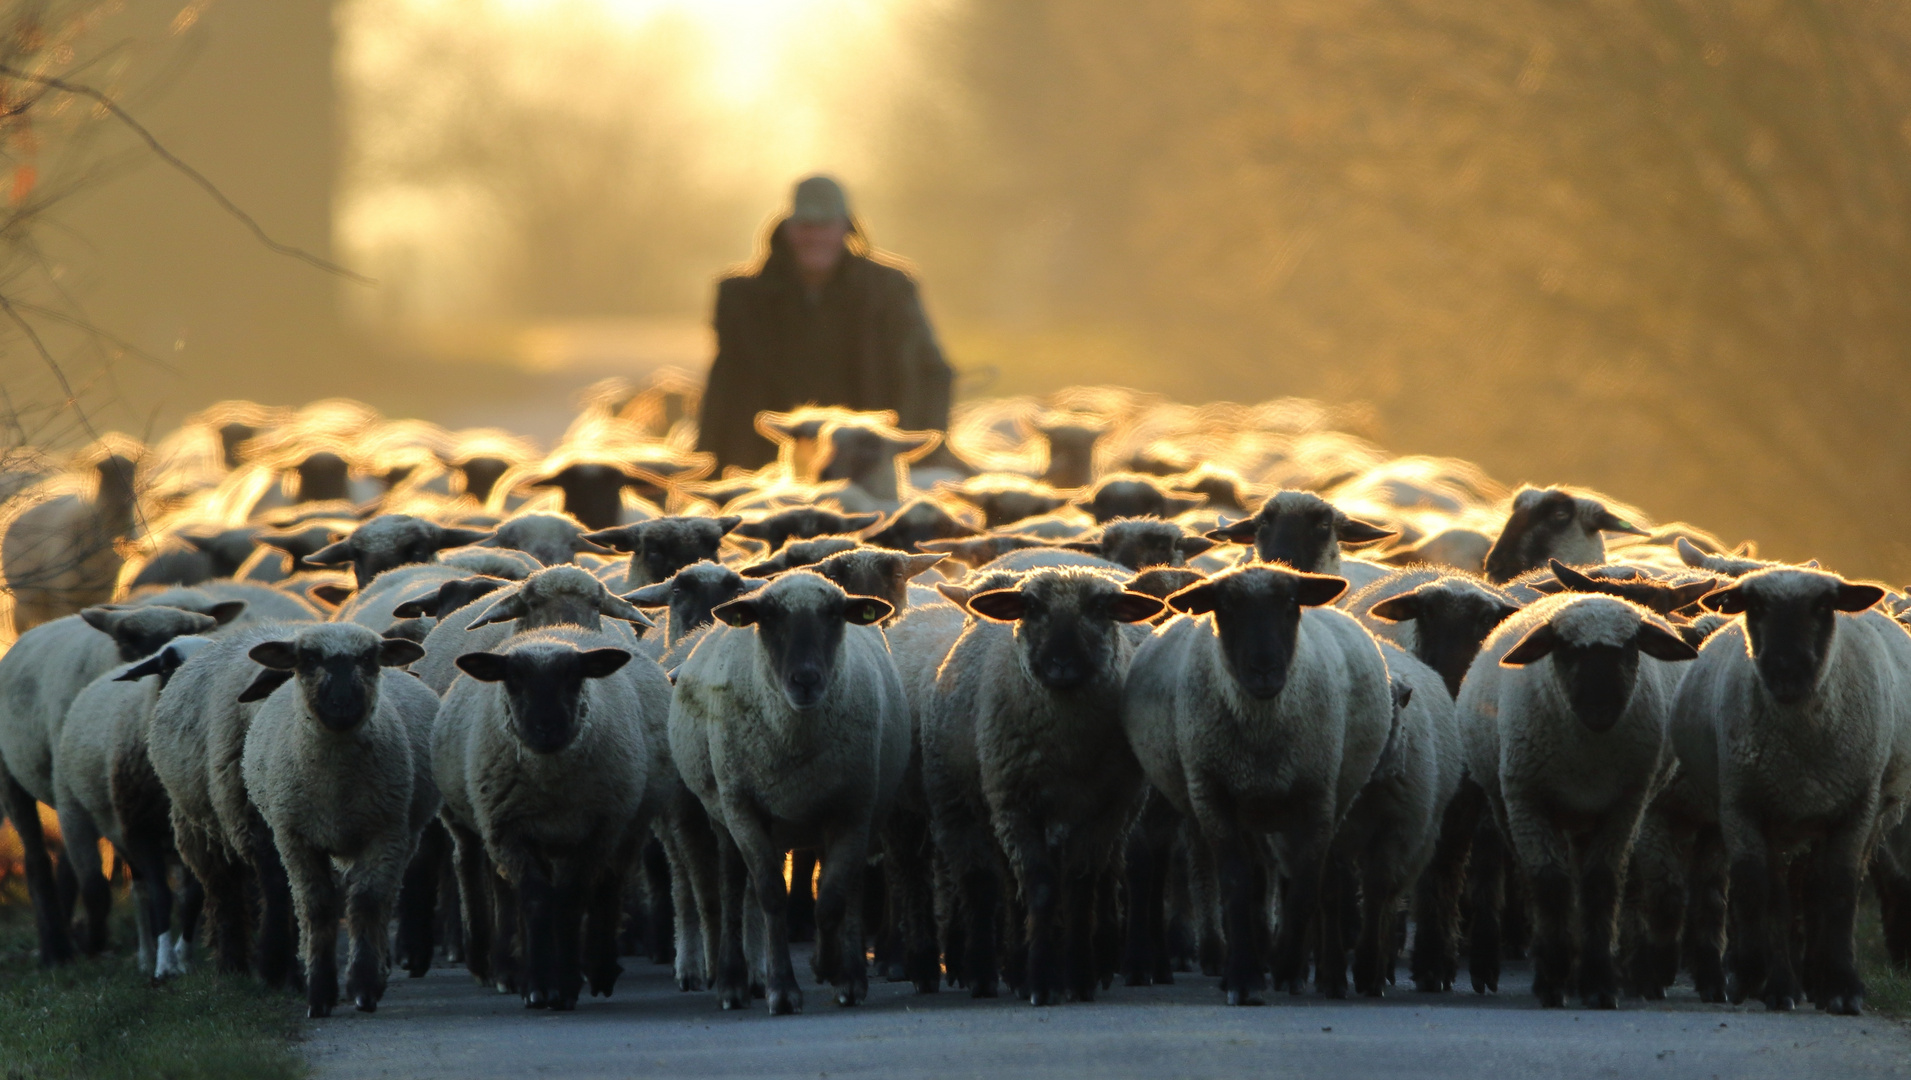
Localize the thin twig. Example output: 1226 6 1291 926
0 62 376 285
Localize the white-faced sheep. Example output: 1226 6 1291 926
445 626 664 1009
924 568 1163 1004
239 623 439 1016
668 571 908 1013
1120 565 1391 1003
1456 592 1697 1008
1670 568 1911 1015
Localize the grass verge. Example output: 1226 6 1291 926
1860 896 1911 1019
0 884 306 1080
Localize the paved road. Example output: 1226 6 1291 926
303 949 1911 1080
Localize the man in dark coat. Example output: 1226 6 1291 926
696 175 954 471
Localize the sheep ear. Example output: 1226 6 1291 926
917 538 962 554
377 638 426 667
1205 519 1257 545
579 648 632 679
1367 594 1422 623
965 589 1027 622
1835 583 1886 613
1174 536 1217 558
80 606 121 634
466 594 526 629
739 560 779 579
733 519 773 540
843 597 894 626
1733 540 1758 558
310 583 355 608
1110 591 1166 624
711 598 760 627
455 652 510 682
393 597 437 619
1500 624 1560 666
596 592 656 629
1636 620 1700 662
472 534 500 547
179 531 221 553
435 527 494 551
1295 574 1349 607
1335 517 1396 547
844 512 884 531
1393 684 1413 711
1666 579 1721 611
305 539 356 567
935 582 976 607
237 668 294 703
1698 586 1747 615
1594 510 1649 536
715 515 743 536
248 641 297 670
206 601 247 625
581 526 642 553
1548 558 1601 593
1166 582 1219 616
904 552 948 577
115 651 173 682
1059 540 1102 555
1675 536 1710 569
624 582 674 608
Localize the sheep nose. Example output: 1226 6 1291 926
789 667 824 691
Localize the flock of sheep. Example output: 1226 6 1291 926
2 377 1908 1023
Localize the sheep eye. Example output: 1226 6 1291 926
1552 508 1573 522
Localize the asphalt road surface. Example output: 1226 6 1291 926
302 949 1911 1080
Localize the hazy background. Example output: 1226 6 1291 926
5 0 1909 579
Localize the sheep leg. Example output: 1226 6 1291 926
1120 823 1165 986
392 820 448 979
1624 809 1688 1001
55 803 112 956
1184 823 1225 977
281 841 341 1019
1315 859 1353 999
742 877 768 997
1356 865 1400 998
1060 865 1100 1002
438 854 464 966
1094 863 1122 991
1272 835 1328 998
641 836 675 965
881 808 940 994
713 826 755 1011
1413 778 1483 992
511 857 562 1010
1505 800 1576 1008
176 824 249 976
1686 826 1729 1002
486 870 521 995
584 841 635 999
1466 814 1506 993
344 877 395 1013
2 773 75 964
550 868 588 1011
1875 849 1911 970
786 848 818 944
934 851 966 989
818 827 872 1007
999 812 1061 1007
1809 811 1873 1016
247 819 300 991
447 823 494 985
125 847 168 979
661 819 715 991
1211 830 1267 1006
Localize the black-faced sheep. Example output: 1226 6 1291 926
582 515 742 588
1205 491 1395 594
1481 486 1648 584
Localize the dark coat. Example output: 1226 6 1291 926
697 243 953 471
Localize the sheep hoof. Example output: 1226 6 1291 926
307 1003 332 1019
720 988 751 1010
1766 993 1796 1012
526 988 549 1009
1583 991 1617 1010
1824 994 1864 1016
354 994 377 1014
1224 989 1264 1007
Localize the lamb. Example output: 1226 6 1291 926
668 571 909 1012
924 568 1163 1004
1120 565 1391 1003
732 506 882 553
0 598 240 962
1058 517 1214 571
3 440 141 633
443 626 664 1008
56 635 216 979
1205 491 1396 593
1075 473 1206 524
582 515 743 588
1669 567 1911 1015
239 624 440 1016
304 513 494 588
1455 592 1697 1008
1324 643 1461 996
1481 485 1648 583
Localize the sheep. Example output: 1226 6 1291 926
739 536 863 578
1352 570 1524 695
1669 567 1911 1015
55 635 217 979
1120 565 1391 1003
479 511 615 567
624 561 762 650
1169 464 1258 514
1455 592 1697 1008
442 626 663 1008
1481 485 1648 583
924 568 1164 1004
1033 412 1107 489
238 623 439 1016
581 515 743 588
807 548 946 623
511 459 665 530
813 417 940 508
917 533 1053 569
1056 517 1214 572
245 521 357 581
304 513 494 588
668 571 909 1012
860 499 980 552
147 621 319 986
412 566 654 694
998 512 1094 541
128 526 259 588
1513 559 1720 618
0 598 240 962
942 475 1074 529
3 440 141 634
732 506 882 553
1075 473 1206 524
332 547 537 633
1205 490 1396 594
1324 643 1460 996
